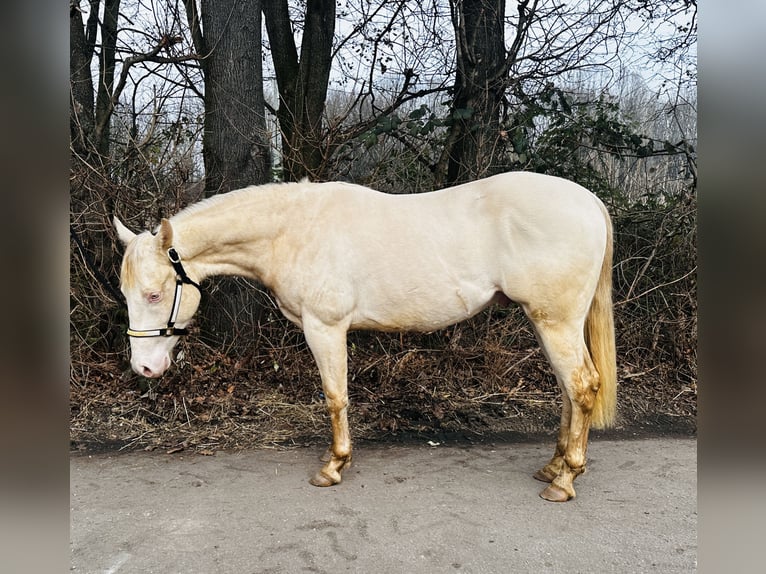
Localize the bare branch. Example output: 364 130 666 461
94 35 201 145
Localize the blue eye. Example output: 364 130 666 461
148 292 162 303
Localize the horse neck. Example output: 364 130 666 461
170 187 290 283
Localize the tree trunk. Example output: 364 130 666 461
70 0 121 162
70 1 96 159
263 0 335 181
70 0 117 253
201 0 270 195
93 0 121 159
70 0 123 344
439 0 508 186
192 1 272 345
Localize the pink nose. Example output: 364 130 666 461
133 355 170 378
139 364 162 378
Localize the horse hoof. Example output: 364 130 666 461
539 484 573 502
309 470 339 487
533 468 556 483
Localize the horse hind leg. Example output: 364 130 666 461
527 314 600 502
522 315 569 484
533 397 571 484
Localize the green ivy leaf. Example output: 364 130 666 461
452 107 474 120
408 105 427 120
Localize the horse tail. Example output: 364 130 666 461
586 201 617 429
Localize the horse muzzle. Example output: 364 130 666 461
131 353 171 378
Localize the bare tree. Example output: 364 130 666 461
438 0 628 186
70 0 272 347
263 0 336 181
439 0 509 185
70 1 97 159
70 0 122 161
195 0 271 194
71 0 204 177
70 0 125 278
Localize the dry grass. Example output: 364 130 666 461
70 300 696 454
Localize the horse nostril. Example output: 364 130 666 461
141 365 155 378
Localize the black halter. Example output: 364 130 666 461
126 248 201 338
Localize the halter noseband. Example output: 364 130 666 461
126 247 201 338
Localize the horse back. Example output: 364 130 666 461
271 172 608 331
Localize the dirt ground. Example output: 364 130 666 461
70 437 697 573
70 325 697 573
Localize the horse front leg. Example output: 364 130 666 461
302 317 352 487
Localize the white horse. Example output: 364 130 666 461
114 171 616 501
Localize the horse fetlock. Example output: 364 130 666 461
563 455 587 478
533 458 564 483
319 447 332 463
330 452 352 472
309 453 352 487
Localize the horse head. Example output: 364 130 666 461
114 217 201 378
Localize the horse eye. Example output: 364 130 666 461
147 292 162 303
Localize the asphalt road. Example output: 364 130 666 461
70 437 696 573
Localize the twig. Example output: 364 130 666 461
499 349 538 378
119 430 154 451
616 266 697 306
182 396 191 426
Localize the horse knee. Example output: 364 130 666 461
324 389 349 412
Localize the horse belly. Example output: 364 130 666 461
351 279 497 332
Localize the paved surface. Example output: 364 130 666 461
70 438 696 573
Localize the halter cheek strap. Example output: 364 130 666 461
126 248 201 338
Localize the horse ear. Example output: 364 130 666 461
157 218 174 251
113 216 136 246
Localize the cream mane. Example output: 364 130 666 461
170 181 311 225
